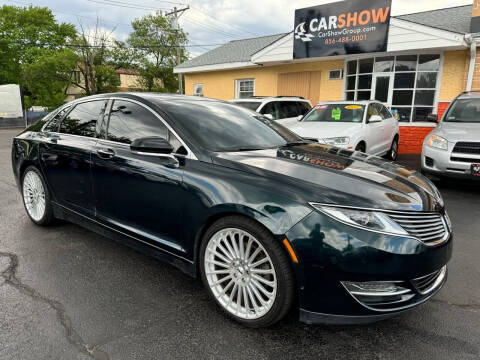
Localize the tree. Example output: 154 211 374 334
127 12 188 93
0 5 77 108
73 23 121 95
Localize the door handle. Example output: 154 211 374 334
96 148 115 159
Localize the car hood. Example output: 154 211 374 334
435 122 480 142
213 144 443 212
287 122 362 140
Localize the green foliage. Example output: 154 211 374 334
127 12 188 93
0 5 77 108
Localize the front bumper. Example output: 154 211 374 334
285 211 452 324
422 144 480 179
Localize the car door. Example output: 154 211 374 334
379 104 397 150
91 99 186 254
39 99 108 216
365 103 385 155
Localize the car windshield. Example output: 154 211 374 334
302 104 365 123
232 101 262 111
156 99 304 152
444 98 480 123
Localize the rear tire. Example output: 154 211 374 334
387 137 399 161
199 215 295 328
21 166 55 226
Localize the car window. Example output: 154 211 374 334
152 99 303 152
279 101 300 118
296 101 311 115
107 100 168 144
444 98 480 123
380 104 392 119
43 107 70 132
233 101 262 111
59 101 107 137
367 104 382 120
302 104 365 123
260 102 280 120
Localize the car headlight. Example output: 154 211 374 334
322 137 350 146
310 204 409 236
426 135 448 150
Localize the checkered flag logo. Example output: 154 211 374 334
294 22 315 42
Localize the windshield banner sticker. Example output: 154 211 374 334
294 0 391 59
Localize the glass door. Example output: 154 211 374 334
373 73 393 107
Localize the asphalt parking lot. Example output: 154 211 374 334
0 128 479 360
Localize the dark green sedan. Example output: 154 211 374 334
11 93 452 327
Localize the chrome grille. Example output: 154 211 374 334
453 142 480 154
386 211 448 246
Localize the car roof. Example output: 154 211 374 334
316 100 375 105
230 97 309 102
456 91 480 100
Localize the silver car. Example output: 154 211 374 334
422 92 480 179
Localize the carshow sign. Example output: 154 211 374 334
293 0 391 59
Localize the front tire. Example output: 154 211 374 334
21 166 55 226
200 216 295 328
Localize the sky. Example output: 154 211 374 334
1 0 474 58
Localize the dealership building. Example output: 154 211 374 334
175 2 480 154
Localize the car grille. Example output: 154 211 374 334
343 266 447 312
386 211 448 246
453 142 480 154
450 156 480 163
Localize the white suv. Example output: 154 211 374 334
230 97 312 126
287 101 400 160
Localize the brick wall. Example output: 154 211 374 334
437 101 451 120
398 126 436 154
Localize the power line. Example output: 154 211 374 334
189 7 259 37
84 0 168 11
0 40 223 49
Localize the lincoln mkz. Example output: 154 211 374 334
12 93 452 327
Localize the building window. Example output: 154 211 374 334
329 69 343 80
235 79 255 98
345 54 440 123
193 84 204 97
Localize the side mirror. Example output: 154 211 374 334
130 137 174 155
296 115 303 122
368 115 382 123
426 114 438 123
264 114 274 120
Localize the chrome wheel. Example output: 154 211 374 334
23 170 46 222
204 228 277 320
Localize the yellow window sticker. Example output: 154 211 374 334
345 105 362 110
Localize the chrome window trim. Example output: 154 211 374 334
309 202 450 246
42 96 198 161
106 97 198 161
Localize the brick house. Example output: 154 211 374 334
175 3 480 154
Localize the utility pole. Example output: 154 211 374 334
166 6 189 94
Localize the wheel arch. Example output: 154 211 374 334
191 204 296 277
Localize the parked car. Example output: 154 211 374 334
12 93 451 328
230 96 311 127
422 91 480 179
286 101 400 160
